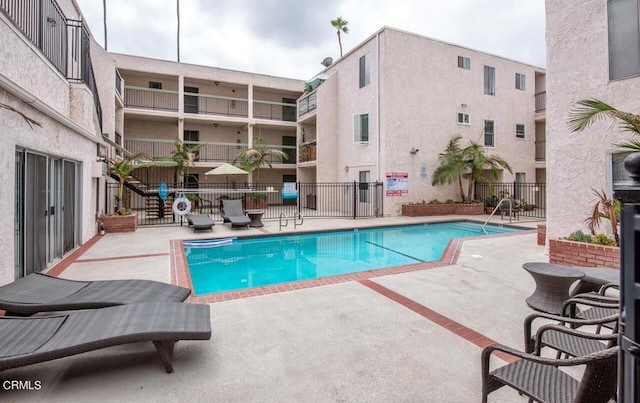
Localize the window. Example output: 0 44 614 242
354 114 369 143
359 54 370 88
149 81 162 89
359 171 370 203
457 112 470 125
516 124 525 139
484 66 495 95
515 73 526 90
484 120 495 147
457 56 470 69
608 0 640 80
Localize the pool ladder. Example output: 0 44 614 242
481 198 514 233
279 212 304 231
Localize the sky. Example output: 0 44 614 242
75 0 546 81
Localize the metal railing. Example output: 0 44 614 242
253 100 296 121
298 92 317 116
299 141 317 162
188 92 249 117
105 181 384 226
535 140 546 161
475 182 546 219
115 69 123 97
1 0 102 129
534 91 546 112
124 86 179 111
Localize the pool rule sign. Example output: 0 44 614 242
386 172 408 196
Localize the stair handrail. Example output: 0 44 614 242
293 212 304 229
481 198 513 233
279 212 289 231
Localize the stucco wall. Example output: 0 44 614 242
545 0 640 240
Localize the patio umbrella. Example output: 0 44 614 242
204 163 248 186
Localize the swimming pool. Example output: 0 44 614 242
184 221 523 295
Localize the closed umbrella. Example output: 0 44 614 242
205 163 248 186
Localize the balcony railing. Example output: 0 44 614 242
1 0 102 128
115 69 123 97
124 86 179 112
299 141 317 163
186 92 249 117
535 91 546 112
298 92 317 117
535 140 545 161
253 100 296 121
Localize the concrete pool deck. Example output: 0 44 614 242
2 215 550 402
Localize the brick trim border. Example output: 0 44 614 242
548 238 620 269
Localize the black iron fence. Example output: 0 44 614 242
105 181 384 226
1 0 102 128
475 182 546 219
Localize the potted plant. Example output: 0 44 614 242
246 192 268 210
484 195 499 214
99 153 150 233
234 137 288 184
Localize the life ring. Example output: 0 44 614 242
172 197 191 216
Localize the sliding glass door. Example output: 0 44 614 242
15 150 80 278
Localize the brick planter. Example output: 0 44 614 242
401 203 484 216
537 224 546 246
548 238 620 269
99 213 138 233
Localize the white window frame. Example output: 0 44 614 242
359 54 371 88
354 113 370 143
515 73 526 90
457 112 470 125
515 124 525 139
457 56 470 70
484 66 495 95
484 120 495 147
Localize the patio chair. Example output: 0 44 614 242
524 310 619 358
282 182 298 206
482 344 618 403
220 198 250 228
499 198 519 220
562 284 620 332
0 273 191 316
0 302 211 373
186 213 215 232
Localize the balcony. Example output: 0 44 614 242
253 100 297 121
299 141 317 163
298 92 317 117
535 91 546 113
535 140 545 161
125 86 179 112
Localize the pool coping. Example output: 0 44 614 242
173 220 536 304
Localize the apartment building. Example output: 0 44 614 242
298 27 546 217
545 0 640 241
0 0 107 285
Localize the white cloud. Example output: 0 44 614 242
76 0 545 80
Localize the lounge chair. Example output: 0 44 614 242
0 302 211 373
186 213 215 232
482 343 618 403
0 273 191 316
221 199 250 228
282 182 298 205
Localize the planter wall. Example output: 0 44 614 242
99 214 138 233
401 203 484 216
246 199 267 210
548 238 620 269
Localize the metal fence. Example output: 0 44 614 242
105 181 385 226
475 182 546 219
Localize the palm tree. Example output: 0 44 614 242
176 0 180 62
234 137 288 183
432 135 467 200
106 153 150 214
171 139 201 187
432 135 512 201
103 0 107 50
462 141 513 201
331 17 349 57
568 98 640 150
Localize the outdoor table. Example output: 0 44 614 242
246 210 264 227
522 262 585 314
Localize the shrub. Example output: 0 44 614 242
566 230 594 243
565 230 616 246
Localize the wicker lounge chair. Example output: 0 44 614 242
0 303 211 373
221 199 250 228
0 273 191 316
481 344 618 403
186 213 215 232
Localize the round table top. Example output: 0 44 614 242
245 210 264 214
522 262 585 279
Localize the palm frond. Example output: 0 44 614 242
569 99 640 134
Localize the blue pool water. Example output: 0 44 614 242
185 221 523 295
